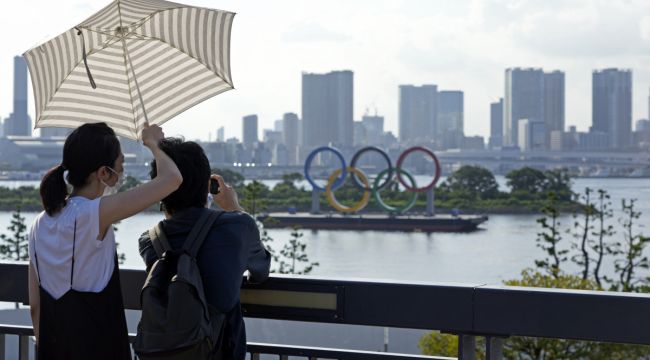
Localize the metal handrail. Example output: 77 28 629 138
2 261 650 359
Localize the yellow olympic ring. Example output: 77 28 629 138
325 167 371 213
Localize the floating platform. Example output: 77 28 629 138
257 212 488 232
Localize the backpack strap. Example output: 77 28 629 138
182 210 224 258
149 222 173 259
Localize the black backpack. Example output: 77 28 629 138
134 209 226 360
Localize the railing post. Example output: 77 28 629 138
19 335 29 360
486 336 504 360
250 353 260 360
0 334 5 360
280 355 289 360
458 334 476 360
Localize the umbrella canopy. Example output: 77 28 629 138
24 0 235 140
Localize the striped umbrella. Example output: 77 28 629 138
23 0 235 140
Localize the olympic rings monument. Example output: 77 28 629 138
260 145 488 232
304 145 440 216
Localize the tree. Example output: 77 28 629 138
443 165 499 199
607 199 650 292
240 180 270 216
281 172 303 187
569 187 594 281
506 167 547 194
0 207 29 261
212 168 244 188
119 175 142 192
543 169 572 201
591 189 614 287
535 193 568 278
277 226 319 275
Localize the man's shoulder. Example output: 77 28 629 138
211 210 257 229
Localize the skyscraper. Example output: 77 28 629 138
543 71 565 136
489 98 503 149
4 56 32 136
282 112 299 164
361 114 384 145
242 114 258 148
437 90 464 149
301 70 353 149
217 126 225 142
592 69 632 149
504 68 544 147
398 85 437 144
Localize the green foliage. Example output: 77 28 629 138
0 207 29 261
281 172 303 187
606 199 650 292
506 167 547 194
119 175 142 192
441 165 499 199
535 192 568 278
419 332 486 360
212 168 244 188
569 187 595 281
591 189 615 287
276 226 319 275
0 186 41 211
240 180 271 216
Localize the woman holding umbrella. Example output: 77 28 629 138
28 122 182 359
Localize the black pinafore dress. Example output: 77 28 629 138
33 220 131 360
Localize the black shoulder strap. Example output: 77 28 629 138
149 221 173 258
182 210 224 258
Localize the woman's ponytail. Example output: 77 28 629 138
40 164 68 216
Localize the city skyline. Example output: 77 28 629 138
1 1 650 141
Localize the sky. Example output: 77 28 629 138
1 0 650 141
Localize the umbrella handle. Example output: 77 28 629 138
74 27 96 90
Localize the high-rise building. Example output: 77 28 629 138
592 69 632 149
489 98 503 149
398 85 437 144
282 112 299 164
361 114 384 145
217 126 225 142
301 70 353 149
437 90 464 149
242 114 258 148
518 118 546 151
4 56 32 137
263 129 283 145
543 71 565 135
274 119 283 132
504 68 544 147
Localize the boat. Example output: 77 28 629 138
257 212 488 232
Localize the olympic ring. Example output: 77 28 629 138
304 145 441 214
350 146 393 191
396 146 441 193
372 168 419 213
325 167 371 213
304 146 347 192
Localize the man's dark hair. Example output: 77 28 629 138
150 137 210 214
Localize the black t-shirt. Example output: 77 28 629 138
139 207 271 360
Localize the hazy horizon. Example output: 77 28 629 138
2 0 650 142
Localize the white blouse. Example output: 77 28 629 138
28 196 116 300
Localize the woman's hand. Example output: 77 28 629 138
211 174 244 212
141 124 164 149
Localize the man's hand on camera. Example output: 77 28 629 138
211 174 244 212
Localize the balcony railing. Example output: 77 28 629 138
1 261 650 359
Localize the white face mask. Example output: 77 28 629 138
101 166 124 196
